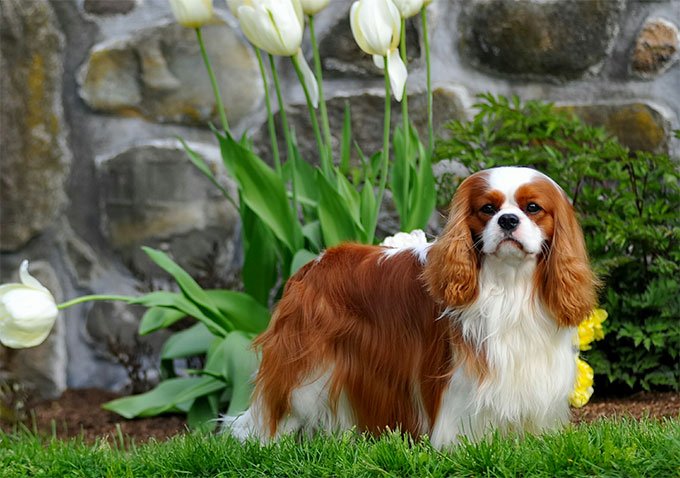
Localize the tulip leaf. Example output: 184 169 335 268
302 221 322 252
216 132 302 252
291 249 318 276
204 289 270 335
241 203 279 307
222 331 259 416
141 247 232 334
178 137 233 202
138 307 187 335
360 179 378 244
102 376 224 419
340 101 352 176
404 139 436 231
161 322 216 360
317 171 363 246
132 291 228 337
187 395 219 431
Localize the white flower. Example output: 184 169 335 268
350 0 407 101
168 0 214 28
0 261 58 349
381 229 428 248
300 0 329 15
391 0 425 18
236 0 304 56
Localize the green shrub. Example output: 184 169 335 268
435 94 680 393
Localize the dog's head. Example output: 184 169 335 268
424 167 598 326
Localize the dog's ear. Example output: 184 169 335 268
424 177 480 307
537 192 599 327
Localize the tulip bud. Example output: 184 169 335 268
169 0 214 28
300 0 329 15
236 0 304 56
0 261 58 349
391 0 425 19
350 0 407 101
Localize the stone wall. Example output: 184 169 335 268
1 0 678 399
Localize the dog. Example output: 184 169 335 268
224 166 598 448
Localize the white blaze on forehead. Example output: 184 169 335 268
486 167 557 205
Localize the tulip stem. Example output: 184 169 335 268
399 17 411 225
291 52 328 177
269 54 299 215
371 55 392 244
421 7 434 152
255 48 281 175
195 28 229 133
308 15 333 164
57 295 133 310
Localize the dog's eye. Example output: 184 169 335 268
526 202 542 214
480 204 497 215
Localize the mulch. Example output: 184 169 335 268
2 388 678 444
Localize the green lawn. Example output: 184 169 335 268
1 418 678 477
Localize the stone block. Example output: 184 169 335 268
97 140 239 283
84 0 136 16
558 103 670 153
631 17 679 78
459 0 625 80
0 0 71 251
78 19 262 127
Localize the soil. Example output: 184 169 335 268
2 389 679 444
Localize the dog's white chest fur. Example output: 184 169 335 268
430 255 576 448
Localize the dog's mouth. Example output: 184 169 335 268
498 237 524 250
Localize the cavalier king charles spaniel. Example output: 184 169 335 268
225 166 598 448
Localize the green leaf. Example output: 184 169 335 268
141 247 232 333
390 124 411 221
403 144 436 231
317 171 363 246
360 179 377 244
138 307 186 335
302 221 323 252
223 332 259 415
340 101 352 176
217 132 302 252
161 322 216 360
241 203 279 307
291 249 318 276
132 290 228 337
102 376 224 419
204 289 270 335
178 137 232 201
187 395 219 431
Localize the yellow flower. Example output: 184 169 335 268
569 357 594 408
577 308 607 351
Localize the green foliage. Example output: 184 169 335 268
436 94 680 392
113 79 437 427
103 248 265 430
2 419 679 477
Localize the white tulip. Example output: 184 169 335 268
168 0 214 28
0 261 58 349
350 0 407 101
300 0 329 15
236 0 304 56
391 0 425 18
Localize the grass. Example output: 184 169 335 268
1 418 678 477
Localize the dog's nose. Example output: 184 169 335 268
498 213 520 231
